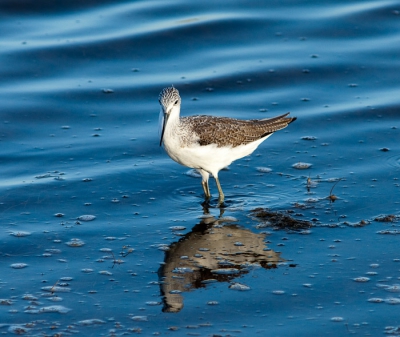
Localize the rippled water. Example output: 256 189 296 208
1 0 400 336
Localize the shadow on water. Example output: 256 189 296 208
158 207 286 313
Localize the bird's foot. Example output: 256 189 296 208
217 195 225 208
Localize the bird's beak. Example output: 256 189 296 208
159 109 168 147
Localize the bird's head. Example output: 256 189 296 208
158 87 181 146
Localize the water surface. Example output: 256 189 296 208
1 0 400 335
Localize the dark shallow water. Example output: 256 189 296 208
1 0 400 336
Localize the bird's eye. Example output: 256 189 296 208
174 100 179 105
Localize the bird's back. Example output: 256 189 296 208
182 113 296 148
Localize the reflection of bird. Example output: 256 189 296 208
158 214 284 313
158 87 296 203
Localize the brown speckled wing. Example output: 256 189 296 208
182 113 296 147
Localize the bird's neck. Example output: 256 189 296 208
166 106 181 129
163 107 182 150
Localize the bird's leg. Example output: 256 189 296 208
198 169 211 201
214 176 225 204
202 180 211 200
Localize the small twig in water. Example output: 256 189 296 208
107 246 134 267
110 251 126 268
121 246 134 258
328 178 342 203
109 251 124 268
306 176 311 191
50 279 60 294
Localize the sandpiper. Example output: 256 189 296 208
158 87 296 204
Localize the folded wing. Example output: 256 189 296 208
183 113 296 147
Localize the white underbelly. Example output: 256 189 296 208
163 135 271 175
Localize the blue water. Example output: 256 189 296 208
1 0 400 335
